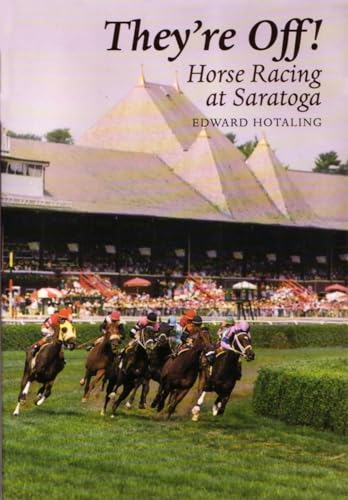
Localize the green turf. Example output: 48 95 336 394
3 348 348 499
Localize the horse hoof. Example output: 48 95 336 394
109 392 116 400
81 398 87 403
192 414 199 422
138 404 146 410
111 414 115 419
125 401 132 409
212 405 218 416
79 378 85 386
36 396 45 406
100 410 105 416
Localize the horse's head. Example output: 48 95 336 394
231 330 255 361
105 322 122 352
109 334 121 353
58 320 77 350
140 325 158 351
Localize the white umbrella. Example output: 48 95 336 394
232 281 257 290
32 287 63 299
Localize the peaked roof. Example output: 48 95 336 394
172 128 288 224
78 74 206 163
246 137 319 225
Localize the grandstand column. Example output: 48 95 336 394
8 251 14 317
186 231 191 275
39 212 46 269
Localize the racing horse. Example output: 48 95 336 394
125 330 173 410
191 329 255 421
80 321 122 402
13 320 77 416
102 326 156 417
153 327 213 419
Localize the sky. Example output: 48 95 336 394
1 0 348 171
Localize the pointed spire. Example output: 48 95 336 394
198 127 210 139
258 130 269 147
138 65 146 86
174 70 183 93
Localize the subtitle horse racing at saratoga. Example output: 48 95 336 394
12 308 256 421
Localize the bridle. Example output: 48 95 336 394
230 331 253 358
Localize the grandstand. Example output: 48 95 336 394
1 71 347 295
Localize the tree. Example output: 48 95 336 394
313 151 341 173
225 132 237 144
7 130 41 141
237 137 258 159
45 128 74 144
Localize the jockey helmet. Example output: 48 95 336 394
58 308 71 320
225 315 235 325
239 320 250 332
110 311 121 321
185 309 196 321
167 316 177 327
192 315 203 326
147 312 157 323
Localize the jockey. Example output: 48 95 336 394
220 320 250 352
166 315 182 349
86 310 125 351
179 315 202 348
179 308 196 330
31 308 72 355
129 311 159 339
219 320 251 380
217 315 235 340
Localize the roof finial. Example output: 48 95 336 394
174 70 183 93
138 64 146 86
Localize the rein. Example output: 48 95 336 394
230 331 252 357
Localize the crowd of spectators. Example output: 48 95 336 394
2 274 348 320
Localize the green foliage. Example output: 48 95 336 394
2 322 347 351
253 359 348 435
237 136 258 158
313 151 341 173
7 130 42 141
45 128 74 144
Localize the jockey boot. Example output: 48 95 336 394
31 337 47 356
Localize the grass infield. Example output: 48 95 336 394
2 347 348 499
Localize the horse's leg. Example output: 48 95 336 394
81 372 92 402
191 391 207 422
156 382 170 413
13 373 33 416
125 381 140 409
138 378 150 409
151 386 161 409
80 369 88 386
84 369 105 400
101 377 117 416
167 387 190 419
111 381 135 417
36 381 53 406
212 385 235 416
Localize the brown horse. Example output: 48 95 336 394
80 322 122 402
191 330 255 421
13 321 77 416
153 328 213 419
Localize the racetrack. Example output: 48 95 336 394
3 347 348 499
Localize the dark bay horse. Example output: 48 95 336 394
13 321 77 416
125 331 173 410
102 326 156 417
191 330 255 421
153 328 213 419
80 322 122 402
